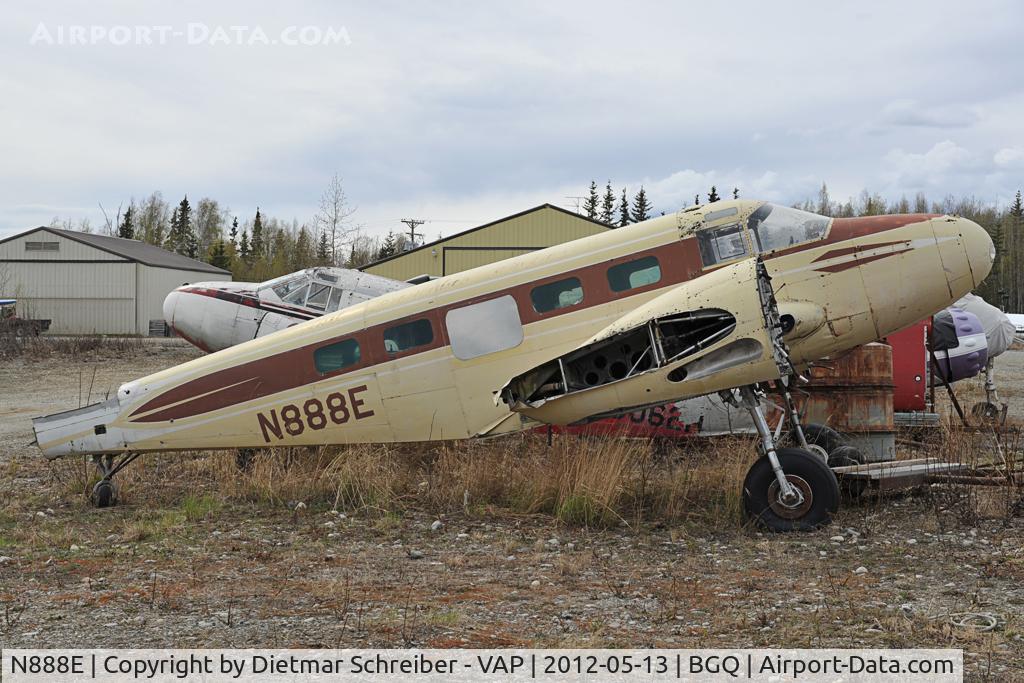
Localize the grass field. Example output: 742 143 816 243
1 338 1023 680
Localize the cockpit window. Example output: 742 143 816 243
748 204 830 254
697 223 748 267
305 283 332 311
280 283 309 305
272 277 307 300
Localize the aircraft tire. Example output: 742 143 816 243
743 448 840 532
800 423 848 454
91 479 116 508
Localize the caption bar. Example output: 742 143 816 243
1 648 962 682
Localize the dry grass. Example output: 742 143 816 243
0 333 146 361
52 432 755 530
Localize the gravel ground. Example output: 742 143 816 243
1 343 1023 680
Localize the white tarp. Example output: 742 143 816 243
953 293 1016 357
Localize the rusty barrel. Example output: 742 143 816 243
799 342 895 462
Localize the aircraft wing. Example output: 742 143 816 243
498 257 790 425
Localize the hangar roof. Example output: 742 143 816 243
359 203 612 270
0 227 231 275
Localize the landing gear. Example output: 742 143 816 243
970 359 1007 425
730 384 840 531
742 448 840 531
88 453 141 508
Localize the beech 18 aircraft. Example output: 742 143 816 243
32 200 994 531
162 267 410 352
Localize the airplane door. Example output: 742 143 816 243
254 311 296 340
230 307 264 344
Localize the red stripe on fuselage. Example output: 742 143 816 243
130 214 934 423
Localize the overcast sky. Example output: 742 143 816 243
2 1 1022 241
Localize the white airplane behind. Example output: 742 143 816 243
163 267 411 352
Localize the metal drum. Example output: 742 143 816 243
799 343 896 462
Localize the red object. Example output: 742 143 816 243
542 403 700 438
886 320 931 412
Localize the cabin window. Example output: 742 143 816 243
25 241 59 252
314 338 361 374
697 223 747 267
446 295 524 360
383 318 434 353
748 203 831 253
305 283 332 311
530 277 584 313
607 256 662 293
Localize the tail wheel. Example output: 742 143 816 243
91 480 116 508
743 447 840 532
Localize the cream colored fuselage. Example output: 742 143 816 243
33 200 993 458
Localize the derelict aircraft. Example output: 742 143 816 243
33 200 994 530
162 267 410 352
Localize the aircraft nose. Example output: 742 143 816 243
960 217 995 287
162 289 181 331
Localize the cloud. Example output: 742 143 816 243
879 99 979 129
1 1 1022 240
994 147 1024 167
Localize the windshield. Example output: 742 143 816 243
271 276 308 300
747 204 830 253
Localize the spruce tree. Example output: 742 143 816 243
239 230 251 264
294 226 315 270
208 240 230 269
251 208 265 259
732 187 739 200
707 186 720 203
165 207 181 252
117 206 135 240
316 231 330 264
619 188 630 227
694 193 700 206
582 181 599 220
184 226 199 258
377 232 398 259
630 186 651 223
229 217 239 249
600 181 616 225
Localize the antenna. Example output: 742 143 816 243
400 218 426 250
564 196 586 214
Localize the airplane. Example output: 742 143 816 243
163 267 411 352
930 292 1017 421
32 199 994 531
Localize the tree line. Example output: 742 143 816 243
51 174 384 283
51 176 1024 311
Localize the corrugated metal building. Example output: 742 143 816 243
361 204 611 281
0 227 231 335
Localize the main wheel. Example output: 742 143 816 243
800 423 848 453
971 402 1000 422
91 479 116 508
743 447 840 531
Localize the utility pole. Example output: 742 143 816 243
400 218 426 250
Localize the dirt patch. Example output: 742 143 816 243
0 346 1022 679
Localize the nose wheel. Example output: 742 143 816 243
730 385 840 531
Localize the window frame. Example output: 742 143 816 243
696 223 750 269
445 295 524 361
606 255 662 293
313 337 362 375
529 276 585 314
382 317 435 356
